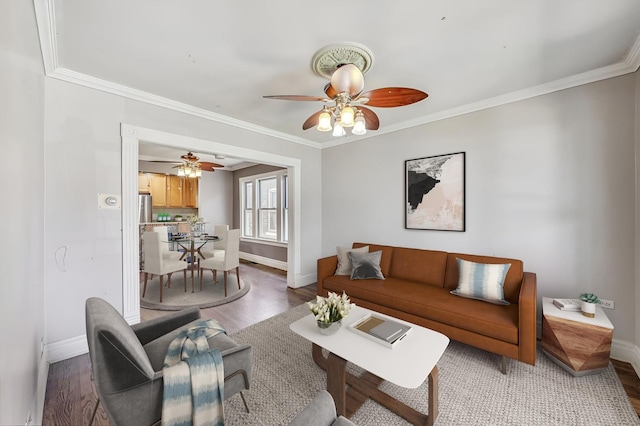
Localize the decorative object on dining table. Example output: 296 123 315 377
307 291 354 335
187 214 202 236
579 293 600 318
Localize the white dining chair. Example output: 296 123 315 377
152 225 184 261
142 231 189 302
200 224 229 259
199 229 240 296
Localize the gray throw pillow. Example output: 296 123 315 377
335 245 369 275
349 250 385 280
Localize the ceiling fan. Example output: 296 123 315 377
264 57 428 137
151 152 224 177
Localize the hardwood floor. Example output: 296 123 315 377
42 261 640 424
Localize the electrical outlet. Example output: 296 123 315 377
599 299 614 309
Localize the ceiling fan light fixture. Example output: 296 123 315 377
177 167 186 177
195 168 202 178
330 63 365 96
332 120 346 137
317 109 332 131
184 165 192 175
352 111 367 135
340 105 355 127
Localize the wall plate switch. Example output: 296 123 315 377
98 193 121 209
599 299 614 309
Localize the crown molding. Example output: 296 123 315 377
34 1 640 151
625 32 640 71
49 67 323 149
33 0 58 74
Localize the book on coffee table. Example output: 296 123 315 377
349 313 412 348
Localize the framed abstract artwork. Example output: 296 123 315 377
405 152 465 231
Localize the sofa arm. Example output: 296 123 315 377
132 307 201 345
317 256 338 297
518 272 537 365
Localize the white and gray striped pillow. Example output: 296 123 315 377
451 258 511 305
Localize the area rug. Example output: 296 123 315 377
140 271 250 310
224 304 639 425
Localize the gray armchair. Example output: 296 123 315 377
85 297 252 426
289 390 356 426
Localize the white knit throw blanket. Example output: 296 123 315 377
162 319 227 426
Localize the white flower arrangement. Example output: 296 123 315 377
307 291 355 324
187 214 201 226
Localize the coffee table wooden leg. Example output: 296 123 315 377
326 352 347 417
428 366 438 426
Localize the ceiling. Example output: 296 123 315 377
36 1 640 154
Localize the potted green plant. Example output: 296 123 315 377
579 293 599 318
174 215 183 222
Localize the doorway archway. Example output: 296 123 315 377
120 124 301 323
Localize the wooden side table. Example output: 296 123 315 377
541 297 613 376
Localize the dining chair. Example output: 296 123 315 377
142 231 189 302
200 224 229 259
152 225 184 261
199 229 240 296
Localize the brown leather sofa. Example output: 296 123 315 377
317 243 537 371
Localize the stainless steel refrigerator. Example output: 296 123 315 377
139 192 152 223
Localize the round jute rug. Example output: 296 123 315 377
140 271 250 311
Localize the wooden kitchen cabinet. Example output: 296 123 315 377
138 172 152 192
149 174 167 207
138 172 198 208
167 175 184 207
184 178 198 207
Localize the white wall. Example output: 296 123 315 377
43 77 322 346
0 1 46 424
199 168 233 230
322 74 637 343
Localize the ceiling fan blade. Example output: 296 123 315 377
263 95 329 102
302 111 322 130
357 87 428 108
358 107 380 130
324 83 337 99
151 160 181 164
198 161 224 171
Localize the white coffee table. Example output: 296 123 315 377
290 306 449 425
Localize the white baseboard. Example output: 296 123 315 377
240 252 287 271
611 338 640 377
46 335 88 364
291 272 316 288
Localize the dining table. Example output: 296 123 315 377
165 235 220 292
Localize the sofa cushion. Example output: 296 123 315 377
349 250 385 280
451 258 510 305
445 253 523 304
387 247 448 287
353 243 394 277
322 276 518 344
335 245 369 275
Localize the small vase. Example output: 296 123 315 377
317 320 342 335
581 301 596 318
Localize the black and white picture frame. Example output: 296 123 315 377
405 152 465 231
